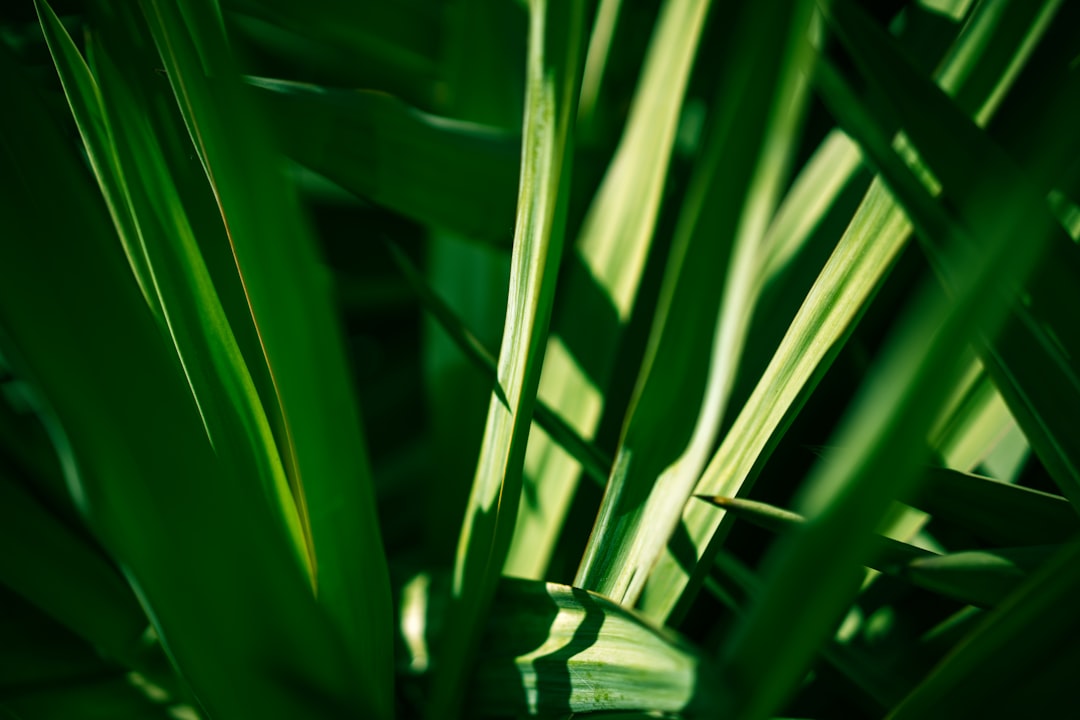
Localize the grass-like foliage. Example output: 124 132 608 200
1 0 1078 717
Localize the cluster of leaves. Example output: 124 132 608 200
1 0 1078 718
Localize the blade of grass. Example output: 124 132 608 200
420 0 524 568
575 0 622 142
640 0 1062 624
505 0 714 579
38 2 311 576
822 0 1080 505
32 0 159 319
139 1 393 714
576 0 815 607
428 1 587 716
89 1 290 466
714 174 1046 720
86 31 312 580
0 39 359 717
696 494 1058 607
713 18 1060 720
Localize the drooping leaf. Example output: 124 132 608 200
249 77 520 246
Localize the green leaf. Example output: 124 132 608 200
695 494 1057 607
87 29 312 582
712 14 1059 720
0 37 358 718
505 0 714 579
890 538 1080 718
822 0 1080 506
575 0 816 607
140 3 394 715
384 239 612 485
32 0 159 319
224 0 442 106
0 470 150 672
249 77 520 246
468 579 710 716
909 467 1079 546
899 545 1057 608
0 584 122 697
639 0 1063 624
429 1 588 717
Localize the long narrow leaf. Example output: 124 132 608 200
714 13 1059 720
506 0 714 578
139 1 393 714
640 0 1061 623
0 40 357 718
575 0 815 607
428 2 587 717
824 0 1080 505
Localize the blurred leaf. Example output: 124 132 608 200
384 239 611 485
575 0 622 141
224 0 442 105
822 0 1080 506
0 584 123 696
429 1 587 716
890 538 1080 718
249 77 520 245
929 357 1019 472
909 467 1078 546
2 670 189 720
0 36 358 718
0 469 149 671
899 545 1056 608
696 494 1057 607
140 3 394 714
641 0 1063 624
713 9 1060 720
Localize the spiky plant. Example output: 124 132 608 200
1 0 1078 718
